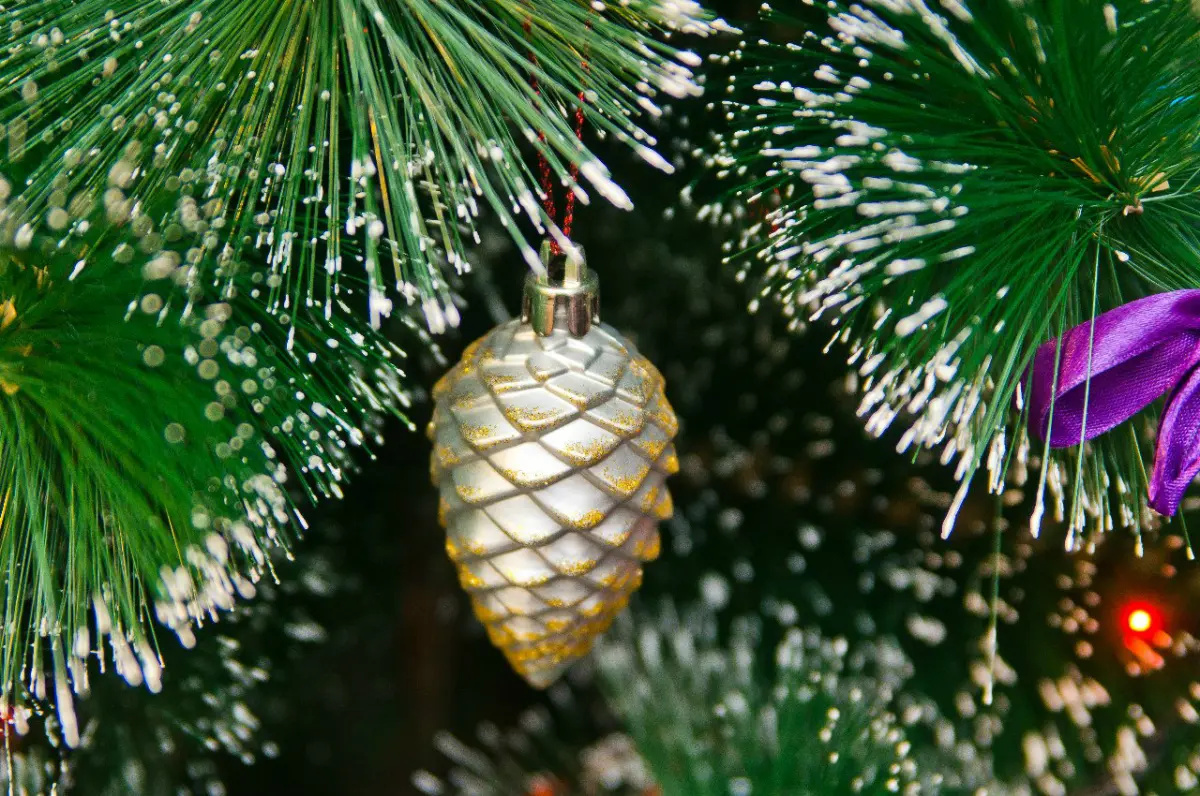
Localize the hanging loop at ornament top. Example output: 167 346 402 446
521 240 600 338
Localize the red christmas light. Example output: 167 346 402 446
525 776 562 796
1121 600 1161 636
1127 608 1152 633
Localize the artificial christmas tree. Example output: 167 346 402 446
2 1 1200 794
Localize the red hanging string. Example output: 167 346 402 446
561 31 589 246
523 17 589 256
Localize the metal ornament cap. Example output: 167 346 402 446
427 245 678 688
521 241 600 338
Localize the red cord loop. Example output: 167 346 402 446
523 17 589 255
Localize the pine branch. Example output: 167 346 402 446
0 229 415 747
0 0 715 332
703 0 1200 543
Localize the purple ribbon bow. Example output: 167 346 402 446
1029 290 1200 516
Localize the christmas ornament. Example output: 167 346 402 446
428 243 678 687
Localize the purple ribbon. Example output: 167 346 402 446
1029 290 1200 516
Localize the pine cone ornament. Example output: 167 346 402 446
428 245 678 687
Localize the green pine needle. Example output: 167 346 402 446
0 0 715 332
0 233 413 747
706 0 1200 543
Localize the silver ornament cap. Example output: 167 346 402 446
428 242 678 687
521 242 599 336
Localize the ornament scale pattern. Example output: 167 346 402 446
429 317 678 687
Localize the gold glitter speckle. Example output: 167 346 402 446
571 509 606 531
502 403 564 429
600 463 651 498
652 489 674 521
454 483 481 501
555 559 598 577
561 437 617 466
458 423 495 445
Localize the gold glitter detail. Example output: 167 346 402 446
621 379 652 404
506 640 578 666
653 489 674 521
481 370 521 391
544 616 573 634
661 451 680 475
484 624 515 646
458 423 495 446
445 539 462 562
450 385 485 411
578 599 610 619
499 569 553 588
591 568 620 589
461 337 484 362
555 558 597 577
497 623 544 644
502 402 566 429
636 434 667 460
433 443 461 469
571 509 605 531
602 569 637 592
558 436 617 467
454 482 481 501
648 397 679 437
608 410 644 435
472 601 503 623
605 338 630 356
456 566 488 590
460 535 493 557
554 392 592 411
583 594 631 619
635 532 661 560
638 484 660 512
629 355 652 380
600 463 651 498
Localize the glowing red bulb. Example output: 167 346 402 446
1121 601 1161 635
1127 608 1153 633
